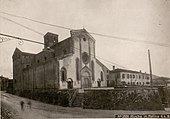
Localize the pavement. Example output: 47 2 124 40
1 91 170 118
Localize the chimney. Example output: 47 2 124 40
139 70 142 73
113 66 115 70
44 32 58 48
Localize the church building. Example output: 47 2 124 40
13 29 109 92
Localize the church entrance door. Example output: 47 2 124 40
81 71 91 88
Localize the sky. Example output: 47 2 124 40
0 0 170 78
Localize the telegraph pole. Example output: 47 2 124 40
148 49 153 87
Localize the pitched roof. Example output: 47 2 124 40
96 58 109 70
110 68 141 74
70 28 95 42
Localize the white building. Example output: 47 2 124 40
109 68 151 86
59 29 109 89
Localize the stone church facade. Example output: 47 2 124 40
13 29 109 92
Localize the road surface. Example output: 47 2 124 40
1 91 170 118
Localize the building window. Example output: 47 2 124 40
122 74 125 79
82 52 89 64
61 67 67 82
37 60 40 63
101 71 104 81
147 77 149 80
117 73 120 78
139 75 141 79
91 61 95 81
146 82 150 84
130 74 132 78
133 74 135 79
137 82 138 85
76 58 80 81
127 74 129 79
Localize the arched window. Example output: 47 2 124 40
91 61 95 81
101 71 103 81
61 67 67 81
76 58 80 81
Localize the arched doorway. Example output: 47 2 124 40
97 79 101 87
81 71 91 88
67 78 73 89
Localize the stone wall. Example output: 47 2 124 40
22 59 59 90
83 87 164 110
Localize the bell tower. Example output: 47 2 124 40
44 32 58 48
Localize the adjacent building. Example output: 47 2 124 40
0 75 13 91
108 68 151 87
13 29 109 93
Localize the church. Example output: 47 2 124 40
13 29 109 93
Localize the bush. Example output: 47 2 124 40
18 90 70 107
84 88 164 110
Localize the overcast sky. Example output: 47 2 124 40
0 0 170 78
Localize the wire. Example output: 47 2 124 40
0 33 127 68
0 33 44 45
0 15 44 36
90 32 170 47
0 11 71 30
73 47 128 69
1 11 170 47
0 14 129 69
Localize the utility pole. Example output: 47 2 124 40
148 49 153 87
